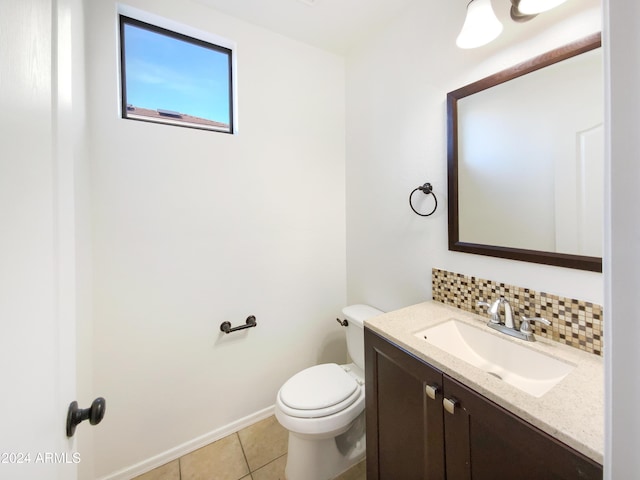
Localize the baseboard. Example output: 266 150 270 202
98 405 276 480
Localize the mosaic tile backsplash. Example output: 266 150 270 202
432 268 603 356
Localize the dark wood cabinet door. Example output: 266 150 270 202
443 375 603 480
365 328 445 480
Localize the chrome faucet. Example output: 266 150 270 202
477 298 550 342
477 297 514 328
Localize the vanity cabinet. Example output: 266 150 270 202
364 328 603 480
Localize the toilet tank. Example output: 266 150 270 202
342 304 384 370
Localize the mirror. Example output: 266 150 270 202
447 33 603 272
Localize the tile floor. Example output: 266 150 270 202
133 415 366 480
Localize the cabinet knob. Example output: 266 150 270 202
425 384 440 400
443 397 459 415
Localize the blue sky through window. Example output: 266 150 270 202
123 22 231 125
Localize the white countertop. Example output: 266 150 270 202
365 301 604 464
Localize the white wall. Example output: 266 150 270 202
84 0 347 477
604 0 640 477
345 1 604 312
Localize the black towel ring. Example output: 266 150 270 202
409 183 438 217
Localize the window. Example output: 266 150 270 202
119 15 234 133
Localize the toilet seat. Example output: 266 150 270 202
278 363 362 419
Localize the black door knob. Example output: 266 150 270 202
66 397 106 437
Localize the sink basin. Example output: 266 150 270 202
415 319 575 397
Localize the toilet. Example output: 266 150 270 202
275 304 383 480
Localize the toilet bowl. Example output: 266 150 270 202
275 304 383 480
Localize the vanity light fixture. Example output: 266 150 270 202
513 0 568 15
456 0 504 49
510 0 570 22
458 0 571 48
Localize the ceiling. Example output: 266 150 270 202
193 0 601 55
193 0 416 54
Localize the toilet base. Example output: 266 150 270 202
284 412 365 480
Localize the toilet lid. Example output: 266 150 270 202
279 363 358 411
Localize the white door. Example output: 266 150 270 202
0 1 79 478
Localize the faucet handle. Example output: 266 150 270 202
477 299 501 324
519 316 552 334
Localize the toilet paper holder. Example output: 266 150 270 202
220 315 257 334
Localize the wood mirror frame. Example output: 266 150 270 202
447 32 602 272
